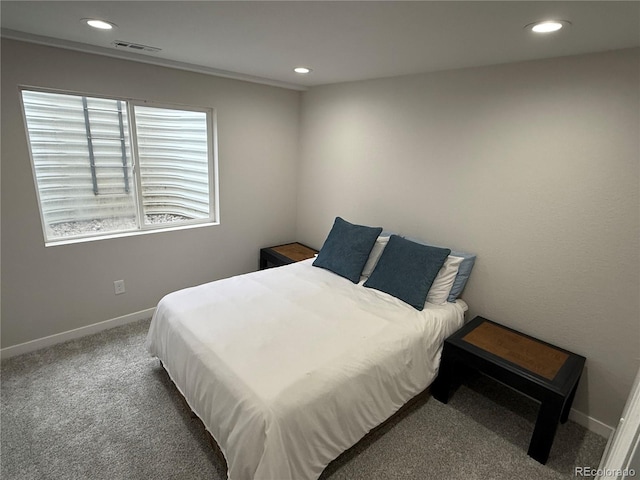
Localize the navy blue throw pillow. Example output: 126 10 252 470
313 217 383 283
364 235 451 310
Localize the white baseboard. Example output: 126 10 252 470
0 308 155 360
570 407 615 439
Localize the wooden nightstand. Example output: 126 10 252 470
432 316 585 464
259 242 318 270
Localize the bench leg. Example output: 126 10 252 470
432 351 455 403
528 397 563 464
560 375 581 424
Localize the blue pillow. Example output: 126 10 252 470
447 250 476 302
364 235 450 310
405 236 476 302
313 217 383 283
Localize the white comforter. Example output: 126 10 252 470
146 259 466 480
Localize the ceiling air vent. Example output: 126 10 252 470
111 40 162 53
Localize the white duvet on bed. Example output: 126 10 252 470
146 259 466 480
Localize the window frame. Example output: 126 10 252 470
19 86 220 246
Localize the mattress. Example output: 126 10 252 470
146 259 466 480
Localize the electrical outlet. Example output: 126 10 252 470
114 280 125 295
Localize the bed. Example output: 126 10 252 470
146 257 467 479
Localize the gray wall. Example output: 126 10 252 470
296 48 640 428
1 39 300 348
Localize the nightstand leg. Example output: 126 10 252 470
528 398 562 464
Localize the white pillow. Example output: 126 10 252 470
361 235 389 277
426 255 464 305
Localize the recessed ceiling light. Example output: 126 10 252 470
294 67 312 74
81 18 118 30
525 20 571 33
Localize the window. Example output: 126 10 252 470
20 88 217 244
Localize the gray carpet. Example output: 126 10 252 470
1 319 607 480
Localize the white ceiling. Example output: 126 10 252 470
1 1 638 90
